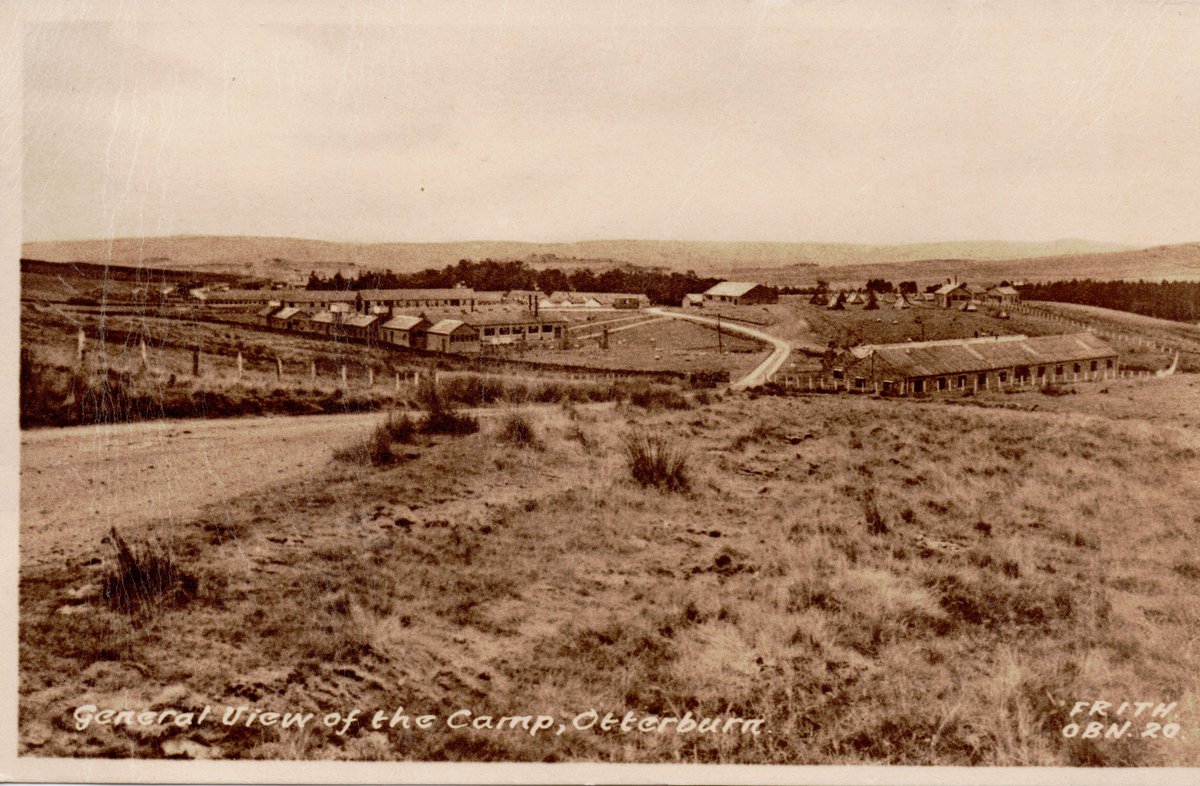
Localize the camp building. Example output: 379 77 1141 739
702 281 777 306
380 314 430 348
425 319 480 353
196 287 477 312
465 310 567 345
828 333 1118 395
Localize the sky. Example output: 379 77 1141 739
19 0 1200 246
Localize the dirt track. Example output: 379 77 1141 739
646 307 795 389
20 411 387 567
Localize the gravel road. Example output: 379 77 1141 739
20 410 387 566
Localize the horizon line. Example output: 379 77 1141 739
20 234 1182 250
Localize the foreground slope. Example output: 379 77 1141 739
19 378 1200 764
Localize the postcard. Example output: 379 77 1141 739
5 1 1199 784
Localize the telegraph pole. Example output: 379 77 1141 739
717 314 723 353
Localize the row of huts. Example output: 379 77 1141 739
194 286 649 313
259 304 568 354
813 283 1020 311
824 333 1119 395
932 281 1021 309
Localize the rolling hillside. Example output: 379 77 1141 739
21 236 1142 280
729 243 1200 288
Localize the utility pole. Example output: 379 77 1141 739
717 314 723 353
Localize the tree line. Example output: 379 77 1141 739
1017 279 1200 323
305 259 723 306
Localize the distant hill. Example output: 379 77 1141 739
727 243 1200 288
20 235 1141 280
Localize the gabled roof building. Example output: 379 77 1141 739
702 282 777 305
827 333 1118 395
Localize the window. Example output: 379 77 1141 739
937 377 947 390
483 327 495 336
978 373 987 386
1073 363 1081 374
542 324 553 333
855 377 865 389
832 368 844 380
1106 359 1113 368
1090 360 1098 371
1055 365 1063 376
499 327 511 335
913 379 924 393
958 376 966 388
1037 366 1045 377
998 371 1007 382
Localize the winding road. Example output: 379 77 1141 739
646 307 792 390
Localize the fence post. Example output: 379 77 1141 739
236 351 244 379
310 360 317 380
77 328 86 364
368 367 374 387
394 372 401 392
141 339 150 372
276 357 283 380
340 365 347 387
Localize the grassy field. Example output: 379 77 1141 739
19 374 1200 764
523 317 767 377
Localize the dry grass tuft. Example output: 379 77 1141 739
625 431 690 492
626 382 693 411
496 411 541 449
100 527 196 616
418 377 480 435
334 412 417 466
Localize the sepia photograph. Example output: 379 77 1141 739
7 0 1200 782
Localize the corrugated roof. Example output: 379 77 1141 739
466 311 566 327
847 333 1115 378
205 288 475 303
310 311 336 324
343 314 377 328
270 307 305 320
547 291 648 305
417 309 566 327
703 281 761 298
990 286 1020 296
381 315 429 331
427 319 470 335
356 288 474 301
934 282 965 295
